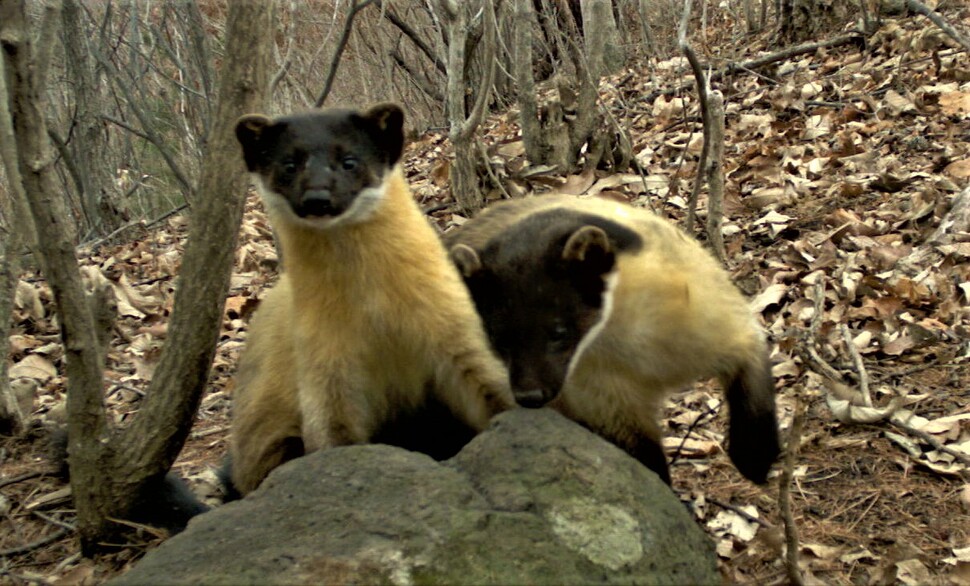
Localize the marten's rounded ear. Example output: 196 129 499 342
361 103 405 166
235 114 274 171
563 225 615 306
450 244 482 278
236 114 272 146
563 225 612 264
364 103 404 133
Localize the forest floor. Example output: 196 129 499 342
3 8 970 585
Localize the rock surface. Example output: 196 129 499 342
113 409 717 585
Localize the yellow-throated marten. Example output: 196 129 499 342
228 104 514 495
446 196 779 484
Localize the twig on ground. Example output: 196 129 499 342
0 528 69 557
798 283 848 381
797 344 844 383
31 511 77 532
669 401 719 470
780 398 806 586
889 418 970 470
643 33 864 103
905 0 970 53
476 139 512 201
0 471 46 489
840 323 871 407
84 203 190 251
899 185 970 272
422 202 455 215
190 425 229 439
843 493 881 534
706 496 773 529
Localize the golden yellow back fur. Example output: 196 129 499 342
230 168 513 495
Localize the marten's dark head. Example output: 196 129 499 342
235 103 405 228
451 207 642 407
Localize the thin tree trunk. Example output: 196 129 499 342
62 0 128 237
115 0 275 493
514 0 545 164
2 0 110 549
439 0 498 214
582 0 623 77
705 90 726 262
0 0 35 434
1 0 275 552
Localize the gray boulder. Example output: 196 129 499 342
114 409 717 585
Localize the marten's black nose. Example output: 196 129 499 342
515 388 549 408
299 190 338 217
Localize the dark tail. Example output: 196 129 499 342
131 473 210 533
723 351 780 484
217 453 242 502
48 428 209 533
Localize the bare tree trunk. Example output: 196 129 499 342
0 4 35 434
680 0 726 260
517 0 625 174
62 0 128 238
2 0 109 549
0 222 26 434
437 0 498 214
1 0 275 552
107 0 274 551
776 0 851 44
177 1 215 126
582 0 623 77
777 0 797 43
705 90 726 262
563 16 601 171
636 0 656 54
513 0 546 164
743 0 759 32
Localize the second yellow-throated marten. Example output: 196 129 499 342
446 196 780 484
228 104 514 495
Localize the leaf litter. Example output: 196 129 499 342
2 8 970 585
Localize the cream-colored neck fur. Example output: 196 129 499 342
268 166 450 301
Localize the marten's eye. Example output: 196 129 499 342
548 322 572 353
281 158 299 175
551 322 569 340
341 156 358 170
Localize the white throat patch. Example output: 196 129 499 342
566 270 619 380
254 174 389 230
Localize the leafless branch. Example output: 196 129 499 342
906 0 970 53
890 418 970 470
704 90 726 261
0 529 70 557
456 1 498 141
89 45 194 198
840 323 871 407
644 33 864 104
315 0 378 108
375 0 447 75
707 496 773 529
0 470 46 489
389 50 444 102
32 510 78 532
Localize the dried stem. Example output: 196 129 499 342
905 0 970 53
840 323 871 407
315 0 377 107
779 399 806 586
